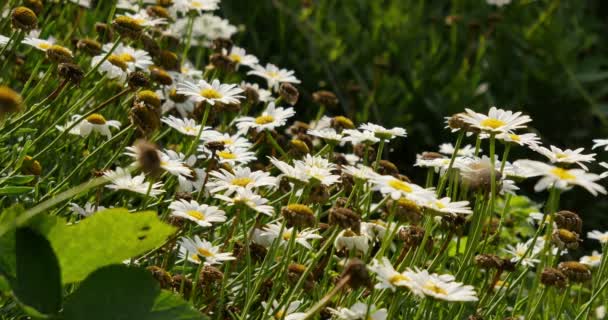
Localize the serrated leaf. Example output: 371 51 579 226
41 208 176 283
13 228 62 315
63 265 205 320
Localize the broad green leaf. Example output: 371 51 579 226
0 186 34 196
13 228 62 315
41 208 175 283
63 265 205 320
0 175 35 186
0 205 23 279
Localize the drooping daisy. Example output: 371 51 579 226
334 229 369 254
580 251 603 267
328 302 387 320
268 157 308 183
104 167 164 196
371 175 436 202
368 257 412 291
497 132 540 148
405 269 478 302
169 199 226 227
234 102 295 133
69 202 106 217
342 129 380 145
207 167 276 195
177 78 243 106
260 222 322 250
92 43 152 81
534 145 596 170
459 107 532 134
587 230 608 244
223 46 259 69
487 0 511 6
178 235 234 265
214 188 274 216
161 115 207 136
361 220 389 243
261 300 306 320
438 143 478 157
592 139 608 151
359 123 407 141
423 197 473 216
247 63 301 91
513 160 606 195
56 114 121 139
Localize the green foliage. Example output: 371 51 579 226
63 265 205 320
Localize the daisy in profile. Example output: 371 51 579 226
177 78 243 106
248 63 301 91
104 167 164 196
329 302 387 320
503 239 542 267
497 132 540 148
56 114 121 139
173 0 220 14
177 154 207 193
161 115 207 136
22 31 55 51
207 167 276 195
214 188 274 216
423 197 473 216
69 202 106 217
261 300 306 320
534 145 596 170
178 235 234 266
124 147 192 178
514 160 606 195
588 230 608 244
342 164 378 181
459 107 532 134
200 131 253 151
580 251 602 267
121 11 166 27
235 102 295 133
361 220 389 243
334 229 369 254
371 175 435 202
405 269 478 302
359 123 407 141
240 82 274 103
368 257 412 291
260 223 322 249
439 143 477 157
342 129 380 145
307 128 343 144
200 147 256 166
169 199 226 227
223 46 259 69
92 43 152 81
592 139 608 151
179 60 204 79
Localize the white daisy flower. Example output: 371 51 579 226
207 167 276 195
487 0 511 6
169 199 226 227
177 79 243 106
201 147 256 166
438 143 478 157
260 222 322 250
214 188 274 216
69 202 106 217
22 35 55 51
178 235 234 265
342 164 378 181
361 220 389 243
200 130 253 151
592 139 608 151
173 0 220 14
534 145 596 170
247 63 301 91
177 154 207 193
235 102 295 133
121 11 166 27
580 251 603 268
261 300 306 320
503 239 542 267
179 60 203 79
307 128 343 144
104 167 164 196
371 175 436 202
588 230 608 244
334 230 369 254
342 129 380 145
241 82 274 103
423 197 473 216
359 123 407 141
368 257 413 291
329 302 387 320
514 160 606 195
596 306 606 320
459 107 532 134
161 115 207 136
223 46 259 69
92 43 152 82
0 35 10 47
405 269 478 302
56 114 121 139
497 132 540 148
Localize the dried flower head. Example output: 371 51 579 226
46 45 74 64
11 6 38 31
552 228 581 250
127 71 150 89
77 38 102 56
541 268 568 288
279 83 299 105
341 258 371 290
0 86 23 114
112 16 143 39
58 63 84 85
282 204 316 229
554 210 582 234
558 261 592 283
329 207 361 232
312 90 339 108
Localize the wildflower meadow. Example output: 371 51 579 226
0 0 607 319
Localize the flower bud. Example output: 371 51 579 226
11 6 38 31
21 156 42 176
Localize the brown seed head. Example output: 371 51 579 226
329 207 361 232
541 267 568 288
341 259 371 290
46 45 74 64
147 266 172 289
77 38 102 56
0 86 23 114
312 90 338 108
11 6 38 31
282 204 316 229
558 261 592 283
112 16 143 39
279 83 299 105
554 210 582 234
150 67 173 86
127 71 150 89
58 63 84 85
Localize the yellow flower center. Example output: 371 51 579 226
550 167 575 180
274 311 285 319
480 118 506 130
218 151 236 160
267 71 279 78
556 153 568 159
190 254 201 262
191 0 204 8
589 255 601 262
220 138 234 145
388 179 413 193
117 52 135 62
86 113 107 125
197 247 214 257
231 177 253 187
184 126 197 133
282 231 293 241
200 88 222 99
186 210 205 220
255 115 275 125
229 53 242 63
423 281 447 295
389 273 410 285
435 201 446 209
39 42 51 50
509 134 520 142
